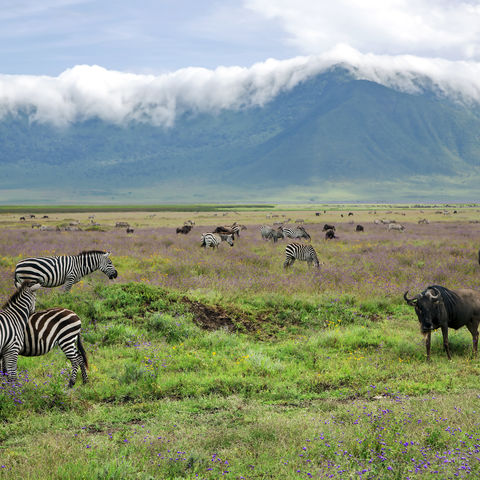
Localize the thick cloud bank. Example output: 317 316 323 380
2 46 480 127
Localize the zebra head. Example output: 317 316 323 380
99 252 118 279
298 226 311 241
221 234 234 247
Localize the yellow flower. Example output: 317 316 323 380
212 352 216 356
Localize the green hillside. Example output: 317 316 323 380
1 68 480 203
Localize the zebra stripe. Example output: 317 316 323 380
0 282 39 381
200 233 234 249
281 226 311 241
284 243 320 269
14 250 118 292
230 223 247 238
20 308 88 387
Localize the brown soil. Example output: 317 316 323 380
180 297 261 333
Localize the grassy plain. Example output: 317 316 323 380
0 205 480 479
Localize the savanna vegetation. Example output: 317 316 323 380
1 205 480 479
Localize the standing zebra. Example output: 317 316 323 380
21 308 88 387
0 281 40 381
281 226 311 241
231 223 247 238
284 243 320 269
14 250 118 292
200 233 234 249
260 225 284 242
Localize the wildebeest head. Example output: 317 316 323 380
404 287 443 333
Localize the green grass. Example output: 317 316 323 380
2 283 480 478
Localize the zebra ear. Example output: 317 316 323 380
104 252 111 257
30 283 42 291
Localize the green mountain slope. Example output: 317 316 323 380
0 68 479 202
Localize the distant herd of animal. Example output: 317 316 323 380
1 214 479 392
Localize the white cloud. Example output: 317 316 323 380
244 0 480 61
2 48 480 127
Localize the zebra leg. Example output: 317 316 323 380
58 340 81 387
63 273 77 292
77 336 89 384
68 358 79 387
283 257 295 269
2 352 19 383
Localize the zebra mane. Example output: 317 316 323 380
424 285 460 321
77 250 107 256
2 281 32 309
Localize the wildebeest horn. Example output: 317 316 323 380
426 288 440 301
404 291 419 305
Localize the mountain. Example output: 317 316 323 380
1 67 480 203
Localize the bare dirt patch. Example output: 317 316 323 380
181 297 239 331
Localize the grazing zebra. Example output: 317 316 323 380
20 308 88 387
283 243 320 269
281 225 311 241
14 250 118 292
260 225 275 240
260 225 284 242
0 282 40 381
200 233 234 249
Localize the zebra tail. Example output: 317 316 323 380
77 335 89 369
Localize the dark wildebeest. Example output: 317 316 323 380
214 223 246 238
126 227 134 234
355 225 364 232
214 225 234 235
325 229 337 240
322 224 335 232
176 225 193 234
404 285 480 360
348 212 353 216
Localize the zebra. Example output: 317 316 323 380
283 243 320 269
281 225 311 241
20 308 88 387
260 225 284 242
14 250 118 292
0 281 40 382
231 223 247 238
200 233 234 249
260 225 275 240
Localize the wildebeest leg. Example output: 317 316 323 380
466 323 479 357
425 331 431 361
441 326 452 360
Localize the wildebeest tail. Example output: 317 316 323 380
77 335 88 369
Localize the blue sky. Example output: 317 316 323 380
1 0 480 127
0 0 297 75
2 0 480 75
